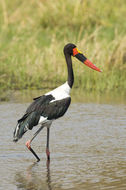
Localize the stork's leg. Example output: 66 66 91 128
26 125 44 162
46 127 50 161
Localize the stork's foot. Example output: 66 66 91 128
26 140 31 150
46 159 50 168
46 148 50 161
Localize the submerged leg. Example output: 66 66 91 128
26 125 44 162
46 127 50 161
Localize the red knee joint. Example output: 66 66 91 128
25 140 31 150
46 148 50 156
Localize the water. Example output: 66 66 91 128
0 95 126 190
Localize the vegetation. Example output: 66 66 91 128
0 0 126 93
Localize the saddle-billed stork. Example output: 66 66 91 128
13 43 101 162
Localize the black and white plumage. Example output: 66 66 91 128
14 82 71 141
13 43 101 162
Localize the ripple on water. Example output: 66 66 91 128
0 102 126 189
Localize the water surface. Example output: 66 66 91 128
0 94 126 189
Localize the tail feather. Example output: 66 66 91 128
13 112 40 142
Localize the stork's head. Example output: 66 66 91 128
64 43 101 72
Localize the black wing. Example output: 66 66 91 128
18 94 54 123
14 95 71 140
18 95 71 123
39 97 71 120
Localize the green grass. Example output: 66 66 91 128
0 0 126 93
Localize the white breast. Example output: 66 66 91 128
46 81 71 102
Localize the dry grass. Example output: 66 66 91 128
0 0 126 92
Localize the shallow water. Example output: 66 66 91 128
0 96 126 189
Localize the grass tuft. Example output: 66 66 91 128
0 0 126 92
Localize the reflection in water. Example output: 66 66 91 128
15 162 52 190
46 162 52 190
14 159 126 190
0 102 126 189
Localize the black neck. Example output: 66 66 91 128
64 53 74 88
